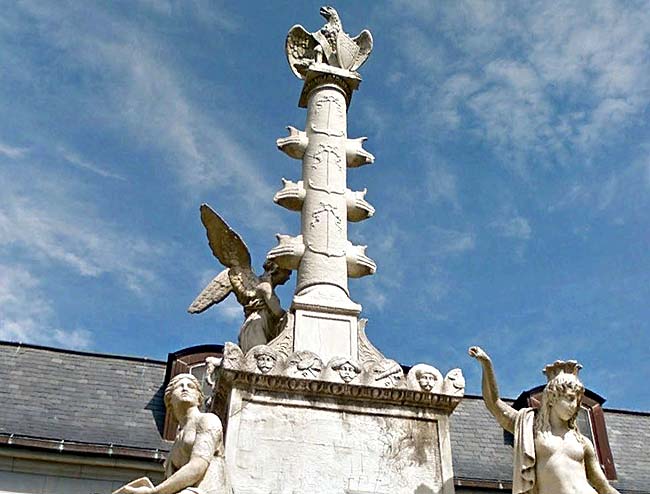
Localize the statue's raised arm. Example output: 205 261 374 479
188 204 291 353
468 347 620 494
468 346 517 433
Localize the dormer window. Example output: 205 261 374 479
162 344 223 440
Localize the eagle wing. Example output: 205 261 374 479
350 30 373 71
286 24 318 79
200 204 252 270
187 269 233 314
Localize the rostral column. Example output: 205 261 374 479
267 6 376 363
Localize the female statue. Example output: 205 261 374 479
468 346 619 494
116 373 232 494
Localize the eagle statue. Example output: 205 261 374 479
188 204 291 353
286 5 373 79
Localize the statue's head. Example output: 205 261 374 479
320 6 338 21
165 373 204 414
263 260 291 287
330 357 361 383
415 369 438 392
536 360 584 432
253 346 277 374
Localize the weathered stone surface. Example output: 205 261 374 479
223 386 455 494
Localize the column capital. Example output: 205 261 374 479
298 64 362 109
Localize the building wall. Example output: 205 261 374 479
0 449 164 494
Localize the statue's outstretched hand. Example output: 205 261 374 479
468 346 490 364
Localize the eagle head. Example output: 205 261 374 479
319 6 338 22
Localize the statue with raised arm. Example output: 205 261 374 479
188 204 291 353
468 346 619 494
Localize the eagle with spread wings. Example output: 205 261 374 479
188 204 291 353
286 5 373 79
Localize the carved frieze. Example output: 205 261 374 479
209 341 465 401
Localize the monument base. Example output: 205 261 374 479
212 369 459 494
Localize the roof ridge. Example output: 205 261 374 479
0 339 166 364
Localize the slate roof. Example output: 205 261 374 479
0 341 169 452
1 341 648 492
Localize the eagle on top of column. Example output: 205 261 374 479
286 6 373 79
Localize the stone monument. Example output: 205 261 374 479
468 346 619 494
193 7 465 493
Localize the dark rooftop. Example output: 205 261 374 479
1 340 648 492
0 341 169 452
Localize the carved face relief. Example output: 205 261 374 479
256 354 275 374
417 372 436 392
338 362 359 383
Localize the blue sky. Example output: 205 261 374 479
1 1 649 410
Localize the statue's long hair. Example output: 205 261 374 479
534 373 585 437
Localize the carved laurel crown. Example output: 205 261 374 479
542 359 583 382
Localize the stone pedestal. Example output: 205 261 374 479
213 368 460 494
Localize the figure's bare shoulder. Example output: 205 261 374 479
581 433 597 457
196 412 223 433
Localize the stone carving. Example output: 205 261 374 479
345 188 374 222
357 319 385 363
276 126 308 159
407 364 443 393
364 359 405 388
286 6 373 79
442 368 465 397
204 356 222 388
266 312 295 360
266 233 304 271
114 374 232 494
207 339 462 400
468 346 620 494
273 178 306 212
345 137 375 168
221 342 244 371
202 356 223 410
285 350 323 379
244 345 279 375
188 204 291 353
324 356 361 383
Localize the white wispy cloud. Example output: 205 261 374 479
7 2 280 231
0 167 162 295
424 162 460 210
59 147 126 181
57 147 125 181
0 264 92 349
0 141 28 159
385 0 650 174
427 225 475 256
489 216 532 241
